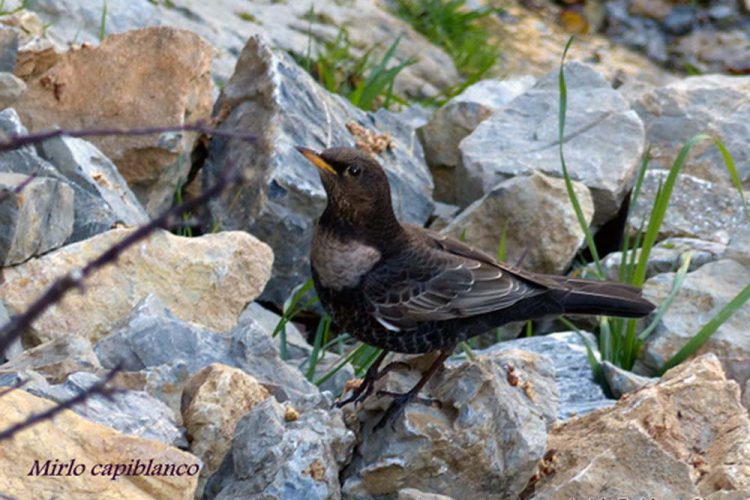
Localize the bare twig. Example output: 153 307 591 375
0 367 120 441
0 173 37 204
0 121 256 152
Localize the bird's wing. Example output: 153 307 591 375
362 228 548 330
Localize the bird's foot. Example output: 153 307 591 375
334 354 409 409
373 388 441 431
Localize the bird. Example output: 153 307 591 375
297 145 656 429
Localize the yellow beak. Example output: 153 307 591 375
296 146 337 175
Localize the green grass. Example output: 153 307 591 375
391 0 500 85
293 24 414 111
99 0 108 42
557 38 750 373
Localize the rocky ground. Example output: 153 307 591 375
0 1 748 499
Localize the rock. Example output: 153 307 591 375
0 388 200 499
419 76 535 203
342 349 555 499
181 364 270 496
27 0 460 95
459 62 645 225
0 336 100 384
398 489 454 500
0 228 273 344
95 295 319 406
206 397 355 499
14 26 214 215
601 360 656 398
671 29 750 75
628 170 747 244
641 260 750 371
443 171 594 274
0 172 74 265
531 354 750 498
37 135 149 239
239 302 355 396
634 75 750 187
486 331 612 419
0 109 147 243
426 201 460 232
0 71 25 107
598 236 727 282
0 26 19 72
17 371 186 447
726 225 750 268
203 36 434 304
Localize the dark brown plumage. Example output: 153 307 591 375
298 145 655 428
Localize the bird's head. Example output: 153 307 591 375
297 146 400 240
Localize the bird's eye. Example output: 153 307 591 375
347 165 361 177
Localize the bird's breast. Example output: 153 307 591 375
311 230 382 291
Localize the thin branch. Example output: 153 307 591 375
0 121 256 152
0 367 120 441
0 173 36 204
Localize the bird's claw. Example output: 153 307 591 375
373 388 440 431
334 357 411 409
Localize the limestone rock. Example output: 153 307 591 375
601 360 656 398
0 172 74 265
599 236 727 282
443 171 594 274
0 26 18 72
95 295 318 407
419 76 535 203
342 349 554 499
0 71 25 107
203 36 434 304
0 388 200 499
459 62 645 225
0 336 100 384
0 228 273 344
181 364 270 496
634 75 750 187
487 331 612 419
28 0 460 96
21 371 185 447
206 397 355 499
726 225 750 268
641 259 750 371
14 26 214 215
628 170 747 243
0 109 147 242
531 354 750 498
38 135 149 237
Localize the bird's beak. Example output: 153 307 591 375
296 146 337 175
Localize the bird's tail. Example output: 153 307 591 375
547 276 656 318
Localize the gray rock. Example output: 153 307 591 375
0 109 146 243
598 237 727 282
0 172 74 265
628 170 747 244
419 76 535 203
37 136 148 233
0 336 101 384
95 295 320 405
206 397 354 500
203 36 434 305
459 62 645 225
0 300 21 363
726 225 750 268
602 360 656 398
239 302 355 397
398 489 454 500
342 349 554 499
443 171 594 274
427 201 460 231
0 72 26 108
641 259 750 371
27 0 459 97
487 331 613 419
0 26 18 72
20 371 185 447
633 74 750 187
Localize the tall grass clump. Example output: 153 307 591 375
557 38 750 375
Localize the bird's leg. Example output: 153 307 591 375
335 350 412 408
374 347 454 431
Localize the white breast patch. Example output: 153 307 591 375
312 231 381 290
